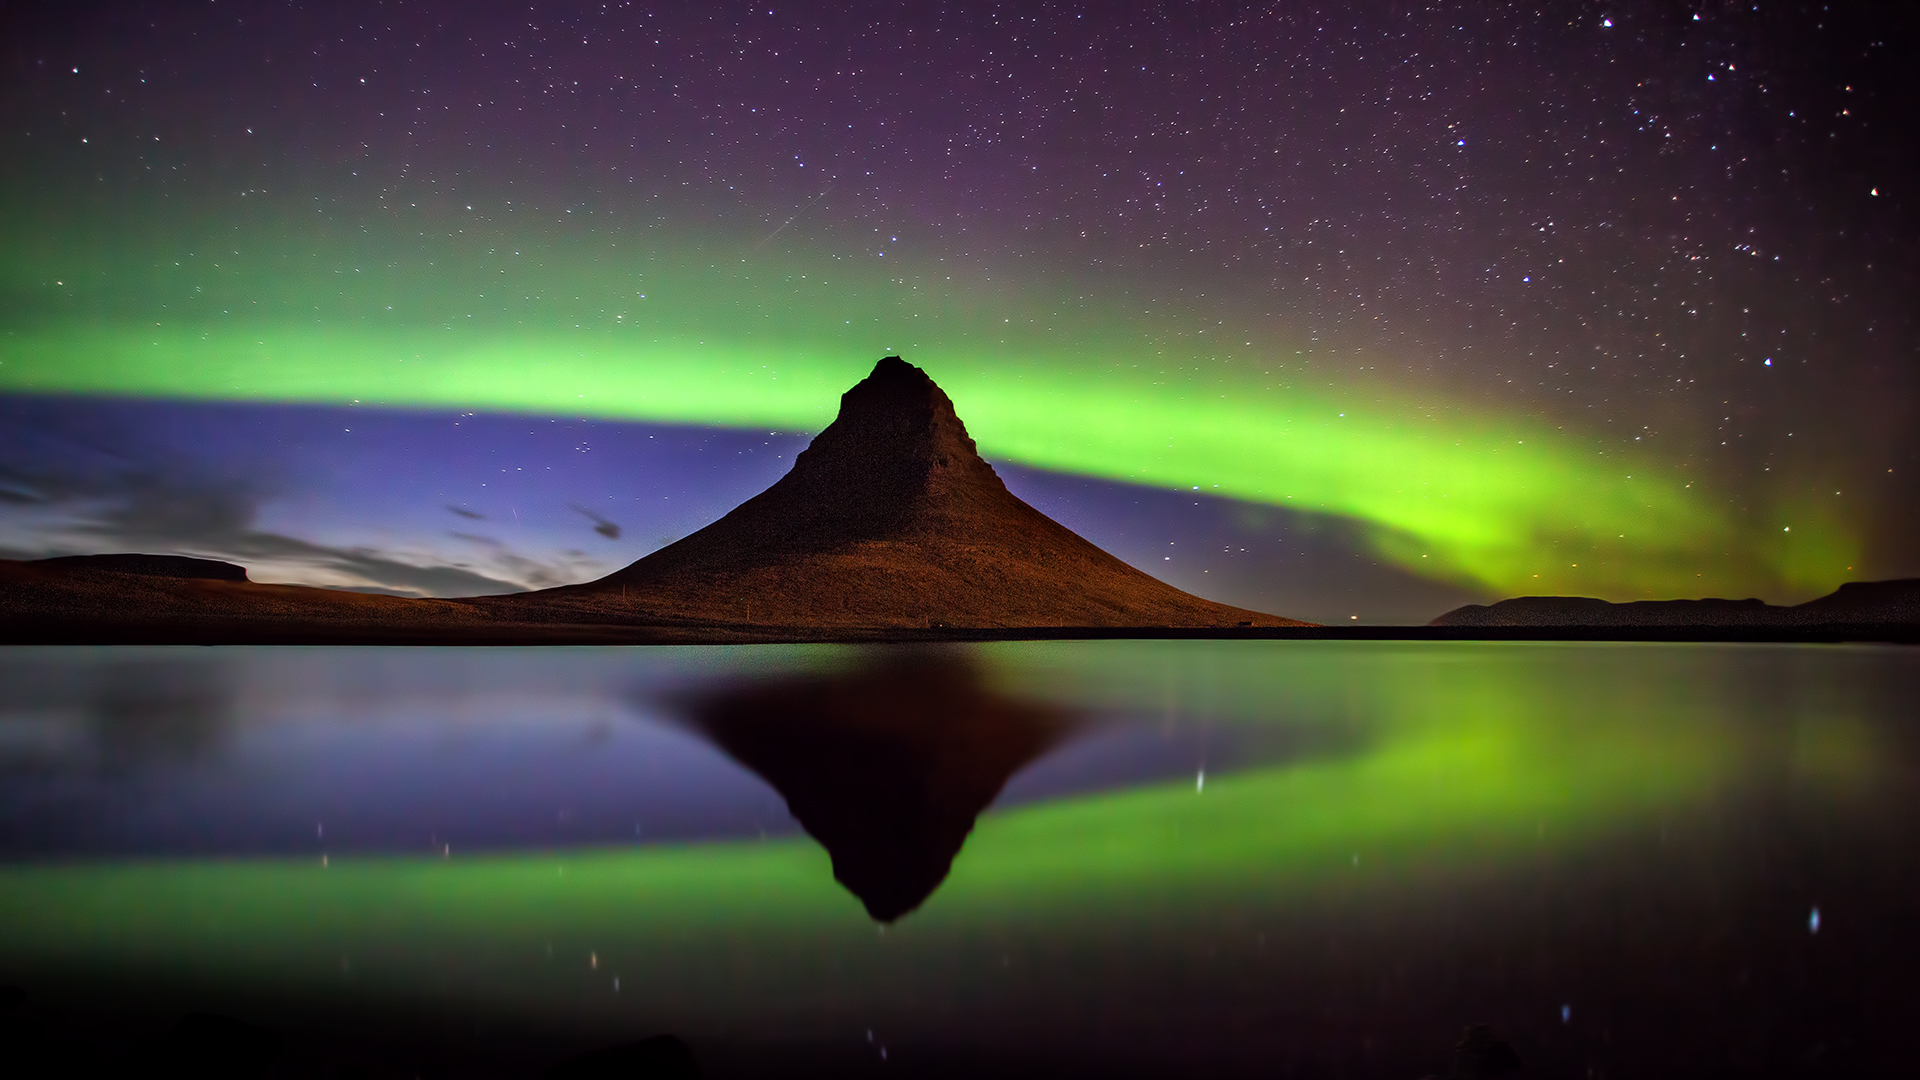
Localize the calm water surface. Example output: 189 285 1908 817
0 641 1915 1077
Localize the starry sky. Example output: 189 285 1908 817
1 1 1913 623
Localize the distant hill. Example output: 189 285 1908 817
32 553 250 582
488 356 1305 630
1429 579 1920 628
0 555 492 643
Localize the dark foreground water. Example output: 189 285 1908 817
0 642 1915 1077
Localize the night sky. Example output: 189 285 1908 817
2 1 1914 623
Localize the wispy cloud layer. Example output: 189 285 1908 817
0 455 531 596
0 402 609 595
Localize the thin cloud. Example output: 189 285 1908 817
0 427 559 597
572 504 623 540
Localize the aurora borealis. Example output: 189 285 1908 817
3 2 1914 619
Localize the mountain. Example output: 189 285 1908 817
1429 596 1780 628
501 357 1305 630
1429 579 1920 628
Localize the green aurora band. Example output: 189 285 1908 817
0 220 1857 599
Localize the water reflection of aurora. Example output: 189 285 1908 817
0 642 1890 1041
0 226 1858 600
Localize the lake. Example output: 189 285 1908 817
1 641 1915 1077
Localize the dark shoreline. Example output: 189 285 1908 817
5 621 1914 646
7 558 1916 646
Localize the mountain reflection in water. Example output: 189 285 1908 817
680 649 1074 921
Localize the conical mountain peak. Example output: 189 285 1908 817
835 355 949 431
562 356 1306 629
780 356 1003 513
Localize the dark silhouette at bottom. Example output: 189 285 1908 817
542 1034 701 1079
154 1012 283 1079
682 649 1075 921
1419 1024 1522 1079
